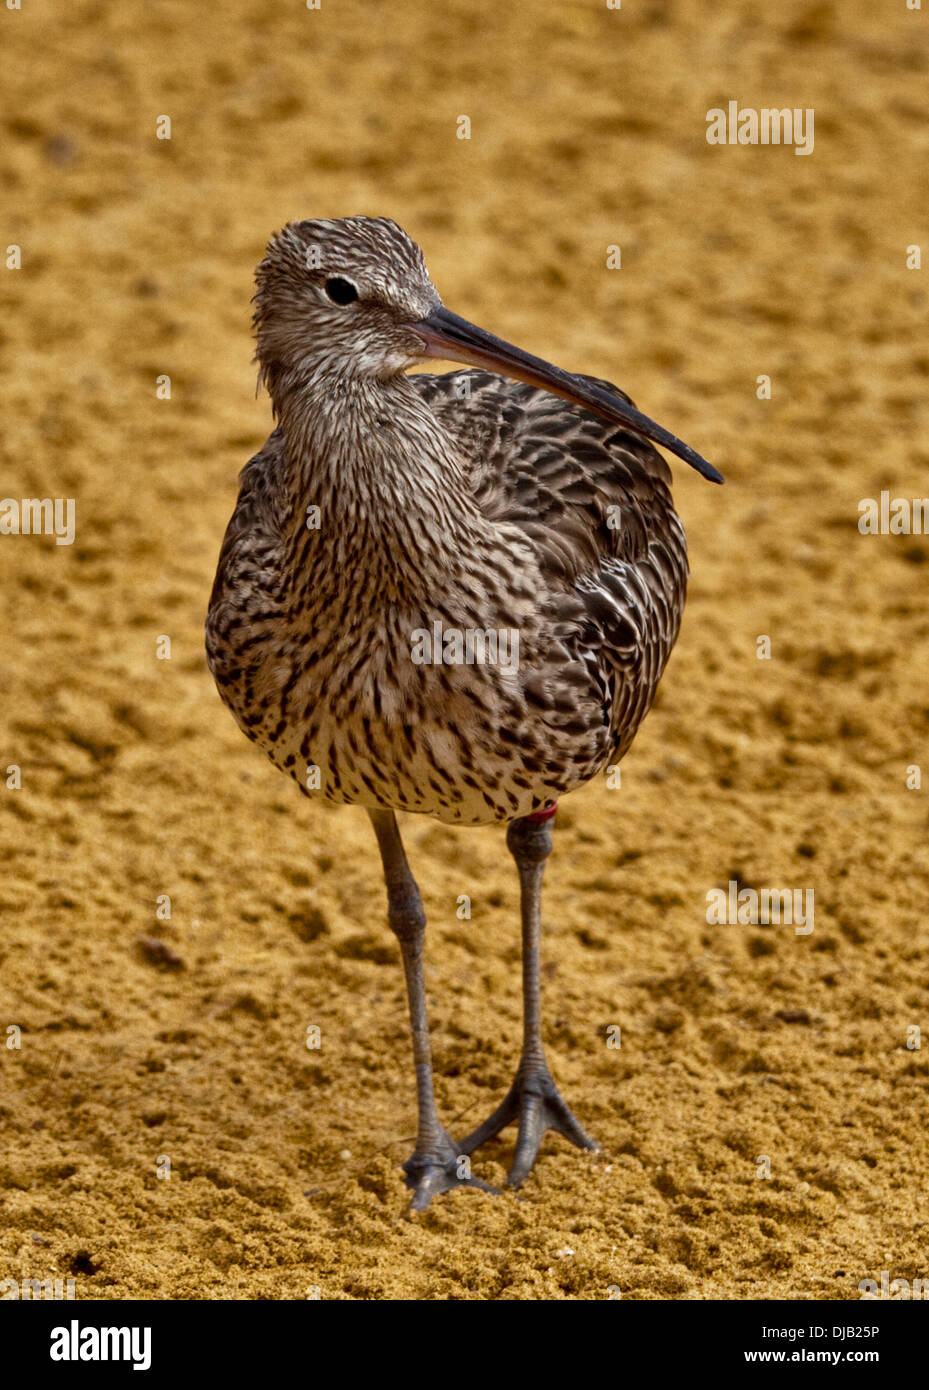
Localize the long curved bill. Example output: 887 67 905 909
412 305 723 484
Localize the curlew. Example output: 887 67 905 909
206 217 722 1209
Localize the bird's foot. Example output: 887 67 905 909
402 1130 498 1211
460 1060 598 1187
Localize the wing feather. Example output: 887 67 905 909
411 369 688 756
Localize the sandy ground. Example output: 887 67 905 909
1 0 928 1301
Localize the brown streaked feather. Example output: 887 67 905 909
411 368 688 759
207 216 696 825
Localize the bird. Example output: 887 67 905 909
206 216 722 1211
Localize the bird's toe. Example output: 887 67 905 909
402 1133 498 1211
460 1062 598 1187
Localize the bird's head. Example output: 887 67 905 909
254 216 441 387
254 215 722 483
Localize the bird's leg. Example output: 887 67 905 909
367 809 495 1210
461 810 599 1186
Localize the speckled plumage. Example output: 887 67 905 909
206 221 688 826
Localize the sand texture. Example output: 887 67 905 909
1 0 927 1299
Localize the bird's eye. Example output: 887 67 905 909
324 277 359 305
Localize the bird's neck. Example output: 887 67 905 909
270 367 488 602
